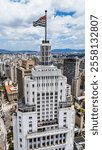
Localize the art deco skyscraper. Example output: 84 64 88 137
13 39 75 150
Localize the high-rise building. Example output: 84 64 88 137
0 62 4 77
13 40 75 150
63 57 81 97
72 58 80 97
63 58 79 86
17 59 36 99
10 64 17 83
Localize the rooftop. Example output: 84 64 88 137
27 127 69 139
18 100 36 112
5 85 18 95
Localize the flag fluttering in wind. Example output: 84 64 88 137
33 15 46 27
33 10 47 41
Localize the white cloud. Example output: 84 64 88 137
0 0 85 50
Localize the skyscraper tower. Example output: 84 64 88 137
40 40 51 66
72 58 81 97
13 11 75 150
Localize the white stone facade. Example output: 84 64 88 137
13 42 75 150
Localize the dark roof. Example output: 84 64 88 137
74 136 85 143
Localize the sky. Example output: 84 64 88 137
0 0 85 51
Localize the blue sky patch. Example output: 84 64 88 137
55 10 76 17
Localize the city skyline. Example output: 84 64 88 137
0 0 84 51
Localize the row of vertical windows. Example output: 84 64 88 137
29 133 66 149
26 84 34 87
26 91 34 95
36 76 58 80
37 82 58 87
37 92 58 97
26 80 60 88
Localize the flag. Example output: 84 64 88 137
33 15 46 27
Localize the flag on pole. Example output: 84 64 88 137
33 15 46 27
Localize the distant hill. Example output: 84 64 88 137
0 48 85 54
0 49 38 54
51 48 85 54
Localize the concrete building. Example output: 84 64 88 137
5 80 18 103
74 136 85 150
13 40 75 150
63 57 81 97
17 59 36 99
72 58 80 98
63 58 80 86
10 64 17 83
74 96 85 134
63 58 76 86
0 62 4 77
0 117 7 150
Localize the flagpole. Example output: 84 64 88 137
45 10 47 42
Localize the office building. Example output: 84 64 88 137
17 59 36 99
63 58 79 86
13 40 75 150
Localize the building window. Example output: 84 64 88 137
42 137 45 140
19 138 22 142
20 144 22 147
37 105 40 108
29 129 32 132
37 93 40 96
42 143 45 146
38 143 40 148
27 91 28 94
33 98 34 102
32 84 34 87
19 129 22 133
42 93 45 96
29 124 32 127
60 134 62 138
55 92 58 95
55 96 58 99
19 116 21 119
50 92 53 95
47 141 50 146
27 84 28 87
34 144 36 148
51 135 53 139
46 92 49 96
32 92 34 95
29 117 32 119
64 119 66 122
29 145 32 149
60 82 62 86
29 139 32 143
64 112 67 115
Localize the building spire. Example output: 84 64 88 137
45 10 47 42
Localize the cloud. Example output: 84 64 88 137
0 0 85 50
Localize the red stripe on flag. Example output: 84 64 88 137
40 15 46 22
